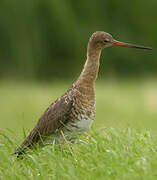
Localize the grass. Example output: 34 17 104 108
0 79 157 179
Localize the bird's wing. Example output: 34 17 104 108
15 93 73 155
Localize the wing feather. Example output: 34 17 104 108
14 93 73 156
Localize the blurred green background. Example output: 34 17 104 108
0 0 156 80
0 0 156 136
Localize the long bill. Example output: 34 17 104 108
113 40 152 50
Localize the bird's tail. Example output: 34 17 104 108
14 128 40 157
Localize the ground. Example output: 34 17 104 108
0 79 157 179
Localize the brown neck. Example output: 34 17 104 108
75 43 102 88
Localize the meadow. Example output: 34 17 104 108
0 79 157 179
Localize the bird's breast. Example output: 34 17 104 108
66 89 96 132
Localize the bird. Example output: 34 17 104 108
14 31 152 156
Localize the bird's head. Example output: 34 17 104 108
89 31 152 50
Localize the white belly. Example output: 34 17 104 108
75 118 93 131
68 112 95 132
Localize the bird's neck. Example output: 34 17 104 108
75 45 101 89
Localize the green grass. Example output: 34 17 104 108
0 79 157 179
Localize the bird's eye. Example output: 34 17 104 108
104 39 109 43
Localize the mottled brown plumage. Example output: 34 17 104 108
14 31 152 156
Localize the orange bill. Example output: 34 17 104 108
113 40 152 50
